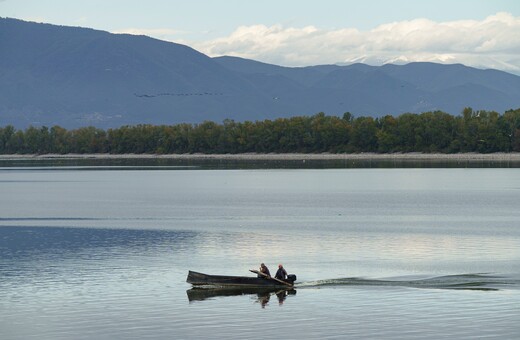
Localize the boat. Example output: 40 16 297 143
186 270 297 288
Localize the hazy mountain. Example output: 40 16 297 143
1 18 520 129
216 56 520 116
0 18 275 128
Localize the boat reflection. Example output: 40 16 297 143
257 288 296 308
186 287 296 307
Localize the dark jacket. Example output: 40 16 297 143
275 267 287 280
259 265 270 277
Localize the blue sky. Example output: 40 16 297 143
2 0 520 73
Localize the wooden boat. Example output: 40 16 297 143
186 270 296 288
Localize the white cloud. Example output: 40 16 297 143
192 12 520 74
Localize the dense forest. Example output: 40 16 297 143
1 108 520 154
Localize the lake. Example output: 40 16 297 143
1 162 519 339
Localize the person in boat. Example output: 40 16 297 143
258 263 271 278
275 264 287 280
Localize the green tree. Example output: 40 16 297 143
395 113 421 152
70 127 107 153
415 111 458 152
49 126 71 154
377 115 399 152
350 117 378 152
502 109 520 151
0 125 16 154
23 126 51 154
3 108 520 154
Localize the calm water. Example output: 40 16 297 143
1 166 519 339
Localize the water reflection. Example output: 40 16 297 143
0 226 198 259
186 287 296 307
0 226 200 288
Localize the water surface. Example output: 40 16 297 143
1 167 519 339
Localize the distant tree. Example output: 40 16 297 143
377 115 399 152
395 113 421 152
350 117 378 152
70 127 107 153
502 108 520 151
9 130 26 153
0 125 16 154
311 113 351 152
342 112 354 123
22 126 51 154
415 111 458 153
49 126 71 154
2 108 520 154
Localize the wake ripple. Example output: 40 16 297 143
297 274 519 291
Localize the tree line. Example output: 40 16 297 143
1 108 520 154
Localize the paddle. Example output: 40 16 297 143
250 269 293 287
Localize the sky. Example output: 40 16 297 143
2 0 520 74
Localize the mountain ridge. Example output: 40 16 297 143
1 17 520 129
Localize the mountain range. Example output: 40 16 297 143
1 17 520 129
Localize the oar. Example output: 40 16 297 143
250 269 293 287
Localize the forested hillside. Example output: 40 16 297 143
2 18 520 129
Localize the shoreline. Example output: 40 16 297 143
2 152 520 161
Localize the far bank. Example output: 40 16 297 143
2 152 520 162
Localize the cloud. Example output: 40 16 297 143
193 12 520 74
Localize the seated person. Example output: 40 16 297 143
275 264 287 280
258 263 270 278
